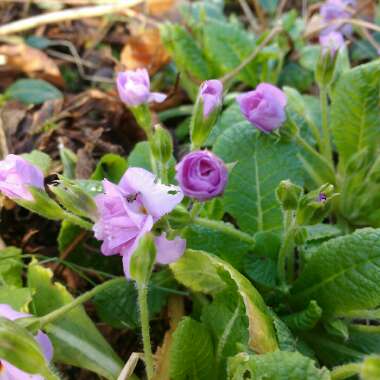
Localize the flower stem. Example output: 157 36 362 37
137 282 154 380
37 277 126 327
331 363 361 380
193 217 255 246
294 134 336 185
277 210 295 289
319 86 333 165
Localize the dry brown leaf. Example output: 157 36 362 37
0 44 64 87
146 0 177 16
120 27 170 74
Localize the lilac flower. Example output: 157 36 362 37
0 155 44 201
155 233 186 265
199 80 223 118
0 304 53 380
175 150 228 201
237 83 287 133
319 31 345 57
93 167 183 277
116 68 166 107
320 0 353 36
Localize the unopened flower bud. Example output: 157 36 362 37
129 233 156 284
237 83 287 133
49 177 98 221
175 150 228 201
150 125 173 164
296 184 337 225
316 32 344 86
276 180 303 210
190 80 223 149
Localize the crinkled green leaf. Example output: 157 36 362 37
331 61 380 168
170 317 215 380
291 228 380 316
184 223 251 270
228 351 330 380
91 153 127 183
0 286 32 311
27 260 123 380
94 269 176 330
170 249 278 353
0 247 23 287
201 289 249 379
214 124 303 234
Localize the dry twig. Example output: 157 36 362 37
0 0 144 36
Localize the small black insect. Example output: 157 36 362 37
126 192 139 203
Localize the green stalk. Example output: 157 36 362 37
277 210 295 289
193 217 255 246
331 363 361 380
37 277 126 327
294 134 336 185
137 283 154 380
319 86 333 165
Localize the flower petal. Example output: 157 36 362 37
120 167 183 220
155 233 186 265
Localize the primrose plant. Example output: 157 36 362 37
1 12 380 378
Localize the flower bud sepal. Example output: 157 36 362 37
190 98 220 150
130 233 157 285
276 180 303 210
16 186 66 221
131 104 153 138
296 184 338 225
315 47 338 88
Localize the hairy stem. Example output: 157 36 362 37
137 283 154 380
277 210 295 289
38 277 126 327
319 87 333 165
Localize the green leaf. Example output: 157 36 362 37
94 269 175 330
57 221 121 274
283 300 322 331
290 228 380 316
0 317 58 380
91 153 127 182
0 247 23 286
27 260 123 380
331 61 380 168
207 102 248 146
184 223 251 270
170 317 215 380
279 62 314 93
202 20 258 85
0 286 32 310
214 124 303 234
228 351 330 380
22 150 52 175
170 249 278 353
160 23 212 97
127 141 176 181
201 289 249 379
6 79 63 105
244 231 280 288
303 325 380 367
